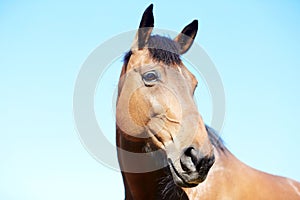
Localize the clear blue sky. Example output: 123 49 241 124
1 1 300 199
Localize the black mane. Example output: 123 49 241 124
205 125 226 152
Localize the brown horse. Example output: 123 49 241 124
116 4 300 200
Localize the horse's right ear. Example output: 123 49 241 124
133 4 154 50
174 20 198 54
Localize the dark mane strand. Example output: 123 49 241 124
122 50 132 72
205 125 226 153
157 171 189 200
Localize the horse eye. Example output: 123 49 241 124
142 71 159 83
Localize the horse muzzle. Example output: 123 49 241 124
168 147 215 187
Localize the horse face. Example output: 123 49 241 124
116 4 215 187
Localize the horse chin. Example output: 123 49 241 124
168 159 205 188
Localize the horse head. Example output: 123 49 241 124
116 4 214 187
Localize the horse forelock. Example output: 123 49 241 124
121 35 182 75
148 35 181 65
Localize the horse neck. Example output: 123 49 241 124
116 124 238 199
183 147 300 199
117 127 300 199
116 127 163 199
117 127 191 200
121 169 169 200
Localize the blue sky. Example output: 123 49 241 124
1 1 300 199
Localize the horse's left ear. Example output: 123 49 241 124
174 20 198 54
133 4 154 50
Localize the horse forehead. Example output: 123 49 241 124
128 50 153 67
126 50 197 87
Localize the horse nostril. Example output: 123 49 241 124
181 147 215 174
180 147 200 172
184 147 199 166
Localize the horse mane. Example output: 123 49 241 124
205 125 226 153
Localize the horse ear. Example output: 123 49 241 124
174 20 198 54
133 4 154 50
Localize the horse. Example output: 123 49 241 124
116 4 300 200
